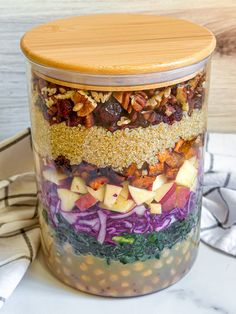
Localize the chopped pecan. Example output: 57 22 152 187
84 113 95 128
142 110 162 124
160 97 169 106
72 91 97 117
176 86 189 111
160 87 172 106
130 92 148 112
113 91 132 113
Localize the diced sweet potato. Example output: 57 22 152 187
184 147 197 160
148 163 164 176
176 141 192 155
164 165 179 180
88 176 109 190
174 139 184 152
165 152 184 168
124 163 139 177
131 176 155 189
157 150 170 163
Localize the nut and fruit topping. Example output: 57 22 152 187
32 70 206 130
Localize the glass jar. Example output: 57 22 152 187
21 14 215 297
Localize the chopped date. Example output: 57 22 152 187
93 97 124 126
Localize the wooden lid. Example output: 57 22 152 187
21 14 216 75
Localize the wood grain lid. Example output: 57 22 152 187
20 14 216 75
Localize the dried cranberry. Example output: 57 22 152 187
99 167 125 185
171 86 177 96
148 111 163 125
94 97 124 126
173 111 183 121
66 114 82 127
72 161 97 177
57 99 73 119
163 115 175 125
189 95 203 111
54 155 71 172
172 105 183 121
130 110 138 122
107 123 119 132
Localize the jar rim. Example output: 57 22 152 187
29 56 209 91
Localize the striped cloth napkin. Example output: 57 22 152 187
0 129 235 308
0 129 40 309
202 133 236 255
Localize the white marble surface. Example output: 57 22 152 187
1 243 235 314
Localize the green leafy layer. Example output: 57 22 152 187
42 209 200 264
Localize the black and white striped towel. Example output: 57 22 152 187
202 133 236 255
0 130 235 308
0 129 40 309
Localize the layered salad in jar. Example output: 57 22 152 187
30 70 207 297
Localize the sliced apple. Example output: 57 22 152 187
57 188 80 212
176 160 197 188
75 193 98 211
104 184 123 208
43 168 67 185
161 186 190 212
188 156 199 170
154 182 176 203
71 177 88 194
129 185 155 205
99 195 135 213
120 181 129 200
150 203 162 215
145 197 154 205
87 185 105 202
152 174 167 191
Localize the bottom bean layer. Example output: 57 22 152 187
41 223 199 297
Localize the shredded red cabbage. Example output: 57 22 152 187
41 180 197 244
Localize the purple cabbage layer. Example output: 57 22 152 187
40 181 197 245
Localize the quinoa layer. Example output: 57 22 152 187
31 105 206 171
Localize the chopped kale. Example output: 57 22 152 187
42 208 199 264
